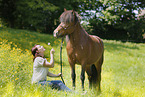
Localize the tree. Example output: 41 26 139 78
0 0 81 33
0 0 17 28
79 0 145 42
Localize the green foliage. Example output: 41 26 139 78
0 28 145 96
80 0 145 42
0 0 144 41
0 0 80 33
14 0 60 33
0 0 17 27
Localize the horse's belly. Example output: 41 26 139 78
66 41 103 65
74 53 92 65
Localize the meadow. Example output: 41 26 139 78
0 27 145 97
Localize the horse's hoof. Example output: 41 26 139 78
81 91 87 95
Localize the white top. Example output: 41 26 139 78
32 57 48 83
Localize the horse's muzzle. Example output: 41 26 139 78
53 31 59 38
53 31 64 38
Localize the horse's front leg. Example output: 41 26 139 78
72 65 76 89
81 64 86 90
69 61 76 89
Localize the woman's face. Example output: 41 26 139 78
36 45 45 53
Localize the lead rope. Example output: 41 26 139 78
60 37 65 85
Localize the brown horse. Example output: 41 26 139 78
53 9 104 91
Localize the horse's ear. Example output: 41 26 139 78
72 9 76 16
64 8 67 11
72 10 77 22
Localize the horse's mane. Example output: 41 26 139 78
60 10 80 24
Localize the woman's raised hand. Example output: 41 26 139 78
50 48 55 54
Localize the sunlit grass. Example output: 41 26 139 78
0 27 145 97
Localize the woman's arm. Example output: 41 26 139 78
47 71 62 77
43 49 55 68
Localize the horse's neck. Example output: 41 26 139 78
66 24 88 45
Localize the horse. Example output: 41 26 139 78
53 9 104 91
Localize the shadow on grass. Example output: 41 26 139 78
104 40 139 53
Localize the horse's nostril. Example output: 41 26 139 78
56 31 58 36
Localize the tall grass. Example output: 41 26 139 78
0 27 145 97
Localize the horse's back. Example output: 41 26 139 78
89 35 104 50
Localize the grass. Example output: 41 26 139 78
0 27 145 97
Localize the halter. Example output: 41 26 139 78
60 24 70 30
59 21 78 30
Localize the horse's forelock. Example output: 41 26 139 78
60 10 79 24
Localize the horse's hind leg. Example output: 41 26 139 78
90 63 101 91
85 65 93 88
93 56 103 91
96 65 101 91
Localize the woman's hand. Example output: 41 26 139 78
50 48 55 54
47 72 63 77
57 73 62 77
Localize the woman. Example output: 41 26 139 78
31 44 71 91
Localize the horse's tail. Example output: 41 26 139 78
91 54 103 90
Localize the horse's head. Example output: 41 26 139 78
53 9 79 38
